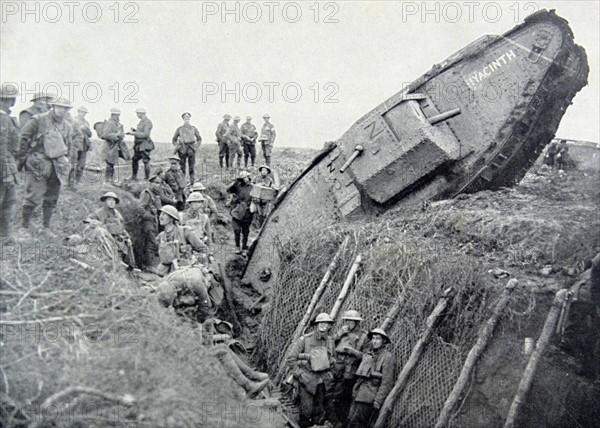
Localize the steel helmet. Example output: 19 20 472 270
233 116 240 121
30 91 53 102
314 313 334 324
246 116 252 120
0 83 18 99
187 192 206 203
368 328 390 344
223 114 231 120
190 181 206 191
77 106 89 113
149 170 163 182
160 205 180 222
100 191 120 204
262 113 270 118
342 310 363 322
238 170 251 179
169 155 181 162
135 107 147 114
49 97 73 108
110 107 121 115
258 165 271 174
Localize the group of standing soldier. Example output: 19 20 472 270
287 310 396 428
216 113 276 170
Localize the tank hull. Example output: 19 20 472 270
242 10 589 294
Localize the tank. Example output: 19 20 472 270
242 10 589 296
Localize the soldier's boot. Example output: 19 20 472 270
230 351 270 381
144 162 151 180
265 156 271 167
219 157 224 169
131 161 139 180
21 205 35 229
42 207 54 229
216 348 269 398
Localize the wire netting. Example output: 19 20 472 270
254 219 540 427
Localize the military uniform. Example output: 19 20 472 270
138 187 161 268
131 116 154 180
241 122 258 168
100 116 126 182
259 120 276 166
0 105 20 239
172 123 202 182
164 166 187 211
227 178 254 253
329 327 370 425
225 121 243 169
347 346 395 428
17 110 74 229
19 105 47 129
72 115 92 183
88 205 136 268
156 224 210 276
287 330 336 427
216 119 230 168
180 208 212 246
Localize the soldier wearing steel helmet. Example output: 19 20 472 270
241 116 258 168
225 116 243 170
127 107 154 180
0 83 20 241
19 91 53 128
215 114 231 169
347 328 396 428
100 108 127 184
17 97 75 235
180 191 212 248
226 170 254 256
327 309 370 426
86 191 137 269
70 106 93 186
172 112 202 183
155 204 211 276
287 312 337 428
259 113 276 167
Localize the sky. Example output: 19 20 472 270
1 1 598 148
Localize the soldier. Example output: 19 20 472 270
86 192 137 269
225 116 243 170
149 170 178 207
287 312 336 428
172 112 202 183
252 165 276 227
347 328 395 428
188 181 220 221
544 140 559 168
216 114 231 169
241 116 258 168
71 106 92 183
164 155 187 210
328 310 370 426
0 83 20 241
180 191 212 246
226 170 254 256
17 97 75 235
155 205 211 276
100 108 126 184
19 91 52 128
259 113 276 167
556 139 570 170
138 182 162 269
128 107 154 180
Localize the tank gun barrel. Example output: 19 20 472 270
339 145 365 173
428 108 461 125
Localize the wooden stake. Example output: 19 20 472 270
330 254 362 320
435 279 518 428
374 287 453 428
380 295 405 331
503 289 568 428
